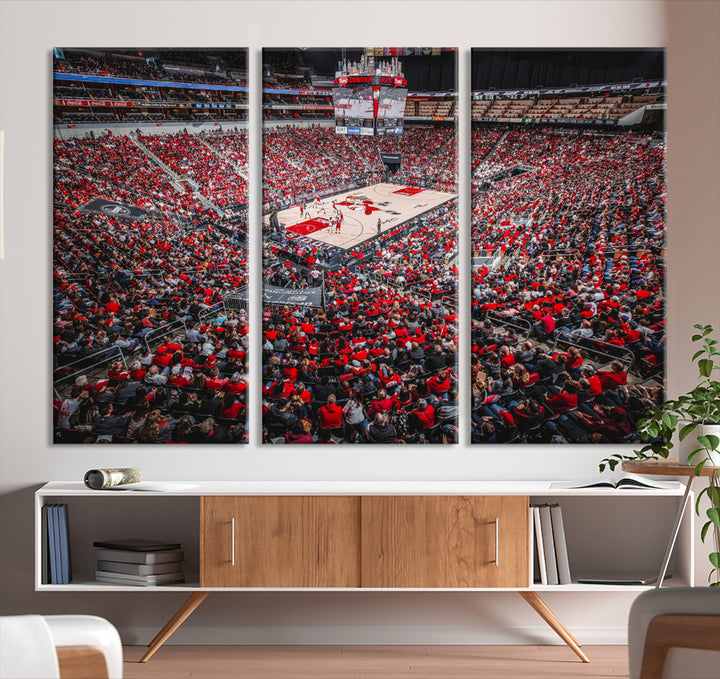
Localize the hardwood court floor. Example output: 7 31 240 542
123 645 630 678
268 183 456 251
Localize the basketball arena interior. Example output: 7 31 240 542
51 47 665 446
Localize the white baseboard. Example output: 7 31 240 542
120 624 629 647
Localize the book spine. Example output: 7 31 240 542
528 505 535 586
539 505 559 586
95 571 185 585
49 505 60 585
41 505 49 585
94 548 185 564
58 504 71 584
550 504 571 585
97 560 184 576
532 506 547 585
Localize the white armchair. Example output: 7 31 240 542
0 615 122 679
628 587 720 679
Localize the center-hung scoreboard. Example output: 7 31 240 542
333 74 408 136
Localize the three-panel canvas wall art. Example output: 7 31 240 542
52 47 665 445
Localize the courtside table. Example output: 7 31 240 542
622 459 719 588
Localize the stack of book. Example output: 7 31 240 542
531 503 571 586
93 539 185 586
42 504 72 584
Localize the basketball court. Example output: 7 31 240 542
266 183 456 251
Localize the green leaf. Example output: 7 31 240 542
679 422 699 441
692 350 705 361
708 486 720 506
699 359 714 377
694 459 707 475
710 552 720 569
708 507 720 528
704 434 720 451
692 334 703 342
687 449 701 463
701 521 711 542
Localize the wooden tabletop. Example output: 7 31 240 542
622 459 719 478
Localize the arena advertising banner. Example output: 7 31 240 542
53 48 249 444
470 48 666 444
79 198 148 221
263 47 458 444
263 286 323 308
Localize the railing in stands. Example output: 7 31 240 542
485 312 532 337
551 333 635 371
53 346 130 400
198 303 224 326
142 319 188 354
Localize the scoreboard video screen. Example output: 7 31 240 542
334 74 407 136
376 87 407 134
333 85 374 135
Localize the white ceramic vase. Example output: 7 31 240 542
678 423 720 466
701 423 720 467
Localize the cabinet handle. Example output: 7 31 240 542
495 517 499 567
231 517 235 567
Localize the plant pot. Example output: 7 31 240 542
702 423 720 467
677 423 720 466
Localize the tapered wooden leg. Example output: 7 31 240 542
140 591 209 662
518 591 590 663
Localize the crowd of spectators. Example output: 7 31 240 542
261 270 459 444
54 52 245 87
470 124 666 443
263 125 457 206
263 193 458 443
139 131 248 210
54 130 249 443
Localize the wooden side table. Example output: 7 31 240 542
622 459 719 587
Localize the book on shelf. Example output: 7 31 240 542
94 570 185 587
577 574 668 586
538 505 559 585
550 473 678 491
58 504 72 584
48 505 59 585
94 547 185 565
45 503 72 585
41 505 49 584
531 503 571 586
97 560 184 576
550 504 571 585
92 538 181 552
532 506 547 585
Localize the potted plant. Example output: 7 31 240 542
600 324 720 586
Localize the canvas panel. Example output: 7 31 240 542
262 47 458 445
470 49 666 444
52 48 249 444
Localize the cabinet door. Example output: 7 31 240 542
361 496 529 588
200 496 361 587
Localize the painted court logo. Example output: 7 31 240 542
338 196 381 214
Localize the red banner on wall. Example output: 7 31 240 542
55 99 134 107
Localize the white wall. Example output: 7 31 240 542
1 0 718 646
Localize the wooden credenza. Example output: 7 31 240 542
200 495 528 588
36 481 692 665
